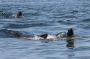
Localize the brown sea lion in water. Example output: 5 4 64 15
0 28 74 40
16 11 23 18
66 28 74 49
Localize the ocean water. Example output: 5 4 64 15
0 0 90 59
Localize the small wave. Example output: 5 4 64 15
81 18 90 22
4 22 51 29
57 20 76 25
60 15 77 18
78 23 90 29
75 46 90 51
0 29 22 38
70 10 79 14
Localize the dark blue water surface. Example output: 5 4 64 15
0 0 90 59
